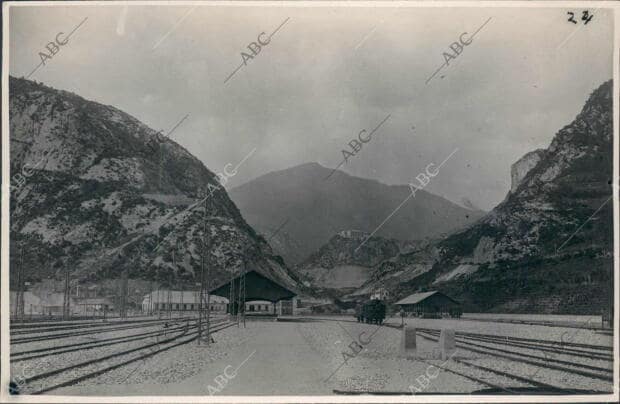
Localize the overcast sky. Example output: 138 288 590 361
8 3 613 210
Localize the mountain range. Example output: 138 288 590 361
229 163 485 265
8 76 613 314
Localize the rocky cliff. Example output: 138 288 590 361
295 233 419 292
510 149 545 193
356 81 614 314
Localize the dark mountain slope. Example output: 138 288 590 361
8 76 300 292
229 162 484 265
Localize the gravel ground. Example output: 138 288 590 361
312 321 486 394
22 317 616 396
415 326 614 393
55 321 334 396
11 325 194 394
81 322 242 386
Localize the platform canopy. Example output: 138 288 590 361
209 270 297 303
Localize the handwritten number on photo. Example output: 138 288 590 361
567 11 593 25
567 12 577 24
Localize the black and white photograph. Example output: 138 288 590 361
1 1 618 401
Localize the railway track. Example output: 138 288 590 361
424 328 612 352
303 317 610 355
11 316 195 335
11 319 195 362
10 317 212 345
11 317 145 329
416 330 613 384
14 319 236 395
418 328 612 362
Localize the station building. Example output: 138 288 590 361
209 269 299 316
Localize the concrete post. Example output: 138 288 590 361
400 325 417 358
439 328 456 360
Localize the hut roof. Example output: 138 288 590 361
395 291 460 306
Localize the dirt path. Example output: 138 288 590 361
176 321 334 395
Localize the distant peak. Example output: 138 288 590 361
296 162 326 170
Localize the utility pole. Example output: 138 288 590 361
14 241 24 320
198 194 211 345
173 248 184 318
197 232 204 344
121 269 128 318
206 255 211 345
157 287 161 319
167 272 172 319
237 265 243 327
63 266 70 320
148 281 154 316
229 266 235 321
180 288 184 318
241 259 246 328
205 200 211 344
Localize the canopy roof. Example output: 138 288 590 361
209 270 297 302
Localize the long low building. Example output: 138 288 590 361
395 291 462 318
141 290 228 313
140 291 292 315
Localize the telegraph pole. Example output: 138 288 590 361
204 193 213 344
236 267 241 327
237 264 245 327
63 266 70 320
241 259 246 328
197 231 205 345
229 265 235 321
121 269 128 318
157 287 161 318
205 242 211 345
15 242 25 322
14 242 22 319
180 288 184 318
167 272 172 319
148 281 154 316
